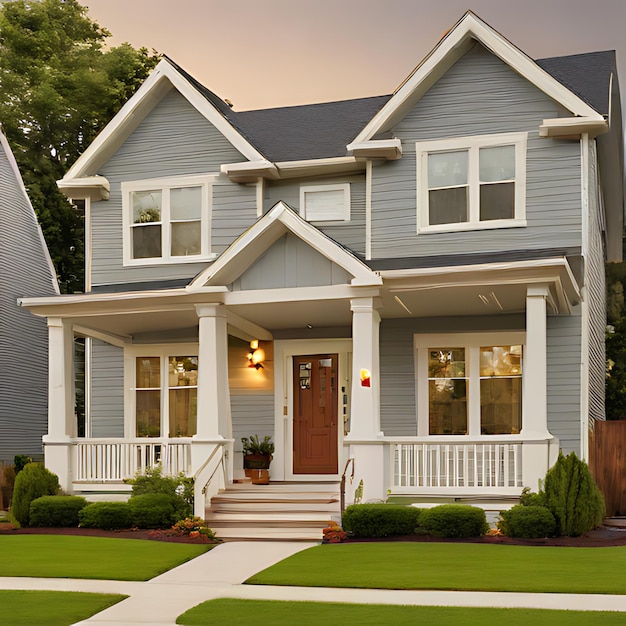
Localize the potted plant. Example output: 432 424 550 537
241 435 274 485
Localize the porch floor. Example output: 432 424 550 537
205 481 341 541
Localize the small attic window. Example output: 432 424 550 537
300 183 350 222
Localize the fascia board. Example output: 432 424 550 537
64 60 265 180
346 138 403 159
539 117 608 138
57 175 110 201
352 13 603 144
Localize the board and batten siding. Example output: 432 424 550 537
371 45 582 259
0 135 58 461
89 340 124 438
91 89 255 288
264 175 367 256
230 233 351 291
547 312 582 455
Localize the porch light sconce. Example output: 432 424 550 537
360 368 371 387
247 340 265 370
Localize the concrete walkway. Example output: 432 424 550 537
1 541 626 624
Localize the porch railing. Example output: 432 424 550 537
392 440 523 490
74 438 192 482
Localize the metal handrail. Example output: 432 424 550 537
340 457 355 513
201 448 228 495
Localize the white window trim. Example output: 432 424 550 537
414 331 525 437
299 183 351 222
124 343 199 438
416 132 527 234
122 174 220 266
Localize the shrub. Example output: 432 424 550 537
11 463 59 526
543 451 605 536
13 455 32 474
172 516 216 539
342 504 422 538
79 502 132 530
419 504 488 538
519 486 546 507
126 465 193 517
498 505 557 538
29 495 88 527
128 493 182 529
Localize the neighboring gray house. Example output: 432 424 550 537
0 128 59 462
21 13 623 522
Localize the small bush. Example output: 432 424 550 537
126 465 193 517
498 505 557 538
519 486 546 507
543 452 605 536
13 455 32 474
29 495 88 527
419 504 488 538
11 463 59 526
79 502 132 530
128 493 182 529
342 504 422 538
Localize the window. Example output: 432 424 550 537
416 133 526 233
131 347 198 438
415 333 524 436
123 175 215 265
300 183 350 222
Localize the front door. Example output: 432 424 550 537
293 354 338 474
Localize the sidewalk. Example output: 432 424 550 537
1 541 625 625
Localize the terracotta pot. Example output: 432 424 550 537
244 469 270 485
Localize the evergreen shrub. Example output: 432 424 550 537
419 504 488 538
79 502 132 530
128 493 182 529
498 505 557 538
342 504 422 538
11 463 59 526
29 495 88 527
127 466 192 517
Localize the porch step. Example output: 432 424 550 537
206 482 341 541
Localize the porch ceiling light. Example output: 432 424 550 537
248 340 265 369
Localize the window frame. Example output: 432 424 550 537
299 183 351 222
416 132 527 234
124 343 199 439
414 332 525 437
122 174 218 266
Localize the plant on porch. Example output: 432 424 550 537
241 435 274 485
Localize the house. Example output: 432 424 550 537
20 12 623 526
0 127 59 463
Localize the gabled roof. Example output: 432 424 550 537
187 202 382 291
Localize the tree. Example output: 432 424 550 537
0 0 160 292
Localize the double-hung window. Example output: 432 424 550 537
415 333 524 436
123 175 215 265
416 133 526 233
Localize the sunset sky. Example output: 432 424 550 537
82 0 626 112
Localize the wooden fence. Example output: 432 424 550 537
589 420 626 517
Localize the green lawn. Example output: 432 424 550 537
246 543 626 594
177 599 625 625
0 536 209 580
0 590 126 626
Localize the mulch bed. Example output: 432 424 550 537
1 522 626 547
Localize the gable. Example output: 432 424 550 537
230 233 351 291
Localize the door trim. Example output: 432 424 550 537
273 339 351 481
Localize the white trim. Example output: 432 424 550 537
299 183 350 222
539 117 607 138
273 338 351 481
580 133 591 459
57 176 110 201
347 138 403 160
365 160 372 260
255 177 264 218
416 132 527 234
221 160 279 182
63 59 265 181
352 12 603 144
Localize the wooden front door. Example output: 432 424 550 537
293 354 338 474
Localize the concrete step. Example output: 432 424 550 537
206 512 334 525
210 502 339 514
212 493 339 504
214 526 325 541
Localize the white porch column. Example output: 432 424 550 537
345 297 385 502
43 317 75 491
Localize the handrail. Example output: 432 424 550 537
340 457 355 513
193 443 223 482
201 448 227 495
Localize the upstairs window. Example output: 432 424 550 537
123 175 214 265
300 183 350 222
416 133 526 233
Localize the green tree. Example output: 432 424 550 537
0 0 160 292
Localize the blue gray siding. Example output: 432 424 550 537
231 395 274 452
265 175 366 255
89 340 124 438
371 45 582 259
92 90 253 288
231 233 351 290
212 182 258 256
547 312 582 454
0 134 58 461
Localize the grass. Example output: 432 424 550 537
246 543 626 594
0 536 210 580
176 599 626 625
0 590 126 626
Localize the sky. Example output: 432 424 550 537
82 0 626 112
